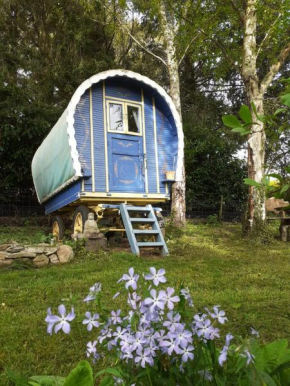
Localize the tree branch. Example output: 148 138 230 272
178 35 198 67
197 27 241 73
99 1 167 67
228 0 245 25
260 43 290 94
256 13 281 59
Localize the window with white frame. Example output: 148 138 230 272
107 100 142 135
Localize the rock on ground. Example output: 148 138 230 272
57 245 74 263
33 254 49 268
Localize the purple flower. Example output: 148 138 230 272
110 309 122 325
113 326 127 342
132 332 148 351
250 327 259 337
218 346 228 366
198 370 213 381
160 336 182 356
144 289 166 311
135 348 154 368
45 305 75 334
82 312 100 331
153 329 167 344
173 325 193 348
144 267 166 286
161 287 180 310
180 344 194 362
83 282 102 302
210 306 227 324
208 326 220 340
120 333 134 353
196 319 212 339
241 349 255 365
225 333 234 347
119 268 139 290
86 340 97 357
180 287 194 307
112 292 120 299
128 292 141 310
163 311 182 332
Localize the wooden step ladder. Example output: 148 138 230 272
119 204 169 257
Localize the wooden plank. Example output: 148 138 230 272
147 204 169 257
119 204 140 256
130 218 155 223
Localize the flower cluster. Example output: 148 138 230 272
45 267 256 384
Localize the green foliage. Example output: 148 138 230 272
63 361 93 386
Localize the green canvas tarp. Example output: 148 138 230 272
32 110 76 203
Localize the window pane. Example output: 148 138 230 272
109 103 123 131
127 105 140 133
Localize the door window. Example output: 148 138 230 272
109 103 124 132
127 105 140 134
107 99 142 135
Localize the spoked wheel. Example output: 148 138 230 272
72 205 90 235
52 215 65 241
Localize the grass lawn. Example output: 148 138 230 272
0 221 290 384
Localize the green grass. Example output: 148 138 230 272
0 221 290 384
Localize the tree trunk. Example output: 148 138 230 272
242 0 266 232
159 0 186 227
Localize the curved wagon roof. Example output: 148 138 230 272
32 69 183 203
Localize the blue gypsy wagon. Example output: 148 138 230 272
32 70 183 256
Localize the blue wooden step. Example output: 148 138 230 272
137 242 164 247
127 206 151 212
130 218 155 223
119 203 169 257
133 229 159 235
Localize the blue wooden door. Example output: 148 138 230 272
108 133 145 192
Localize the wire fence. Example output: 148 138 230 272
0 188 244 222
0 188 44 217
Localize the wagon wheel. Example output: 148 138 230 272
73 205 90 235
52 215 65 241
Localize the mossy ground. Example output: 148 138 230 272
0 221 289 384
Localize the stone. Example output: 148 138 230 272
84 213 100 237
26 246 46 254
85 237 108 253
0 244 10 251
57 245 74 263
8 252 36 259
6 246 24 253
38 243 50 246
46 247 58 256
49 254 59 264
0 252 9 260
0 259 12 268
33 254 49 268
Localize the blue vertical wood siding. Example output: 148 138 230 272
74 90 92 192
92 84 106 192
155 102 177 193
143 92 158 193
105 78 142 102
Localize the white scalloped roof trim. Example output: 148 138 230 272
66 69 184 182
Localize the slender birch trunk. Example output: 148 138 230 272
242 0 266 230
159 0 186 227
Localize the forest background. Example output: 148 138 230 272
0 0 289 215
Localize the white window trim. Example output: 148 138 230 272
106 98 143 136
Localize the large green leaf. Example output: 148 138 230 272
239 105 252 124
266 174 283 183
280 184 290 195
222 115 242 129
244 178 261 187
6 369 30 386
63 361 93 386
29 376 65 386
281 93 290 107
